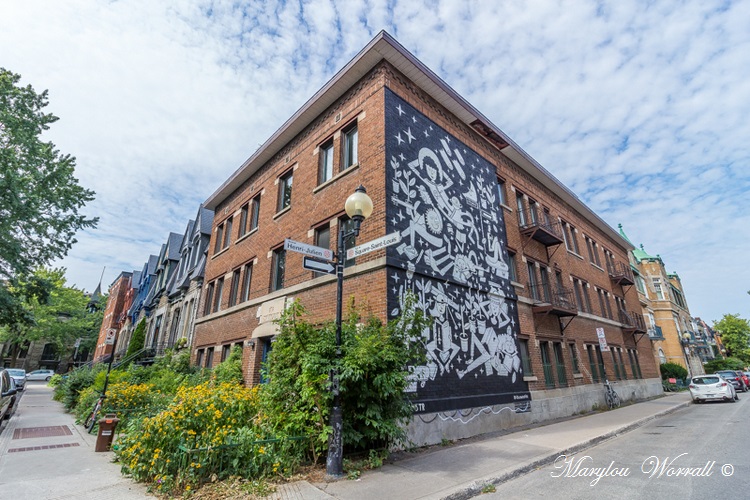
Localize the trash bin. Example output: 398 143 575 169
95 413 120 452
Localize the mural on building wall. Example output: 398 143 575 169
385 88 530 415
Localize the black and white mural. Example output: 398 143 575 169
385 88 531 415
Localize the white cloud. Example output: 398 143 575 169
1 0 748 322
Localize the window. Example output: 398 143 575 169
587 345 599 382
213 277 224 312
585 236 601 266
596 288 613 319
516 192 527 226
527 262 539 300
635 273 646 294
540 342 555 388
616 348 627 380
221 344 231 362
569 343 580 374
203 282 215 315
222 217 233 248
497 178 507 206
205 348 214 368
214 224 224 254
561 220 580 253
249 195 260 232
196 348 204 367
319 139 334 184
553 342 567 387
632 349 643 378
314 224 331 277
652 278 665 300
603 248 615 272
342 123 358 169
239 204 248 238
573 278 591 313
271 247 286 291
277 170 293 211
228 269 241 307
519 339 532 375
658 348 667 365
539 264 551 302
529 199 539 224
241 263 252 302
339 217 357 268
611 350 621 380
614 296 626 317
507 250 517 282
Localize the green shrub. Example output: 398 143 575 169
54 365 102 410
659 362 688 381
124 319 147 360
212 345 244 385
703 357 745 373
260 295 429 462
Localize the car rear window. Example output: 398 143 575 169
692 376 721 384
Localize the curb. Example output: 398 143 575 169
440 399 692 500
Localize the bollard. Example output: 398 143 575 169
95 413 120 452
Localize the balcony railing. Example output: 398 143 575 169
607 261 635 286
518 209 564 247
619 310 647 334
529 283 578 317
648 326 664 340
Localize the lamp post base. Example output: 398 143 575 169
325 404 345 479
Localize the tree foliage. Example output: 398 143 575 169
703 357 745 373
713 314 750 363
0 268 103 364
659 362 688 381
0 68 98 323
125 319 147 359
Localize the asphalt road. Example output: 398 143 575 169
484 396 749 500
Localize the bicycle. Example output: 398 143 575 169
603 377 621 409
84 393 106 433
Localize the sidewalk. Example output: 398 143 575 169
0 382 150 500
301 392 691 500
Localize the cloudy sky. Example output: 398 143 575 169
2 1 748 323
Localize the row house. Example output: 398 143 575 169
192 32 660 445
619 226 705 377
108 205 214 362
93 271 132 361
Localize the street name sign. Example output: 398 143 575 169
284 238 334 261
596 327 610 352
347 232 401 260
303 256 335 275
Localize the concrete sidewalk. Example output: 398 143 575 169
304 392 691 500
0 382 150 499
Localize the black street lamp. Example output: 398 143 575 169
681 332 692 379
326 185 374 479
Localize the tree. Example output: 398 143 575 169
0 68 98 322
713 314 750 363
0 268 103 366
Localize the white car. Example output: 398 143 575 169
26 369 55 382
6 369 26 390
689 374 737 403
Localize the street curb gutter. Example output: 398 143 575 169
440 399 692 500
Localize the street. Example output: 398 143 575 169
484 396 749 499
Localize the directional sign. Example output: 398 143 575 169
284 238 334 261
303 256 335 275
596 327 610 352
347 232 401 260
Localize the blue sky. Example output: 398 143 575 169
2 0 748 323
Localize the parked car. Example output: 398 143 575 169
1 369 19 420
740 371 750 388
6 368 26 391
26 369 56 382
715 370 747 392
690 375 738 403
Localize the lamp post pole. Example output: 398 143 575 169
326 185 373 479
681 333 692 380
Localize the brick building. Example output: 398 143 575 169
93 271 132 361
193 32 661 445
